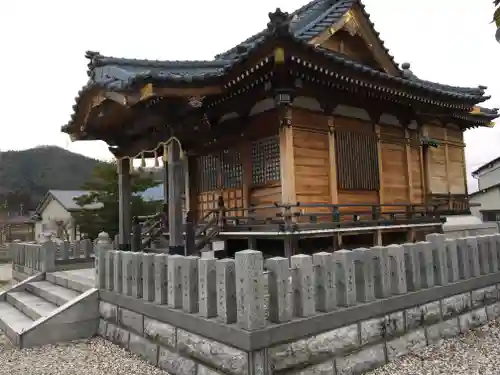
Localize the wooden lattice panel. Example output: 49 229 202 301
197 154 219 193
221 149 243 189
336 130 379 190
251 136 280 185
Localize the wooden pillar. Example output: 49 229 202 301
327 117 338 204
183 153 190 212
163 157 168 203
117 158 132 251
240 144 252 212
420 126 431 198
375 125 384 204
168 142 184 255
404 129 414 203
444 128 451 195
279 107 296 204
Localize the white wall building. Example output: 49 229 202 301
469 156 500 222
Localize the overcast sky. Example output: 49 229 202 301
1 0 499 192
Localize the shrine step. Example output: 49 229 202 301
0 272 98 348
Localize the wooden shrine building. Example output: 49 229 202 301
63 0 498 256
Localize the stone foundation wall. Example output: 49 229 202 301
95 233 500 374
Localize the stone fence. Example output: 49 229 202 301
443 221 500 239
10 237 94 280
97 233 500 374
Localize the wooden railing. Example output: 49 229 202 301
132 195 468 252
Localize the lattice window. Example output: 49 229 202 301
336 130 379 190
197 153 219 192
221 149 242 189
251 136 280 185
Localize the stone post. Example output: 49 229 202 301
386 244 407 294
402 243 421 291
445 239 460 282
61 241 70 260
487 234 500 272
333 250 356 306
105 250 115 291
40 235 56 272
426 233 449 285
81 238 93 259
112 250 122 294
131 253 143 299
266 257 292 323
235 250 266 330
122 252 133 296
167 255 183 309
216 258 237 324
95 232 112 289
417 241 435 288
456 238 471 280
312 252 336 312
154 254 168 305
198 258 217 318
142 253 155 302
371 246 391 298
353 248 375 302
181 256 199 313
465 236 481 277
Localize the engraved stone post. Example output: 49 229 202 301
81 238 93 259
113 251 122 294
477 236 492 274
465 236 481 277
154 254 168 305
181 256 199 313
142 253 155 302
371 246 391 298
456 238 471 279
131 253 143 299
122 252 134 296
105 250 115 291
402 243 421 291
95 232 112 288
387 244 407 294
266 257 292 322
416 241 434 288
487 234 499 272
312 252 337 312
40 240 56 272
353 248 375 302
333 250 356 306
426 233 449 285
167 255 183 309
445 239 460 282
198 258 217 318
61 241 70 260
235 250 266 330
216 258 237 324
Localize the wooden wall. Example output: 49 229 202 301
292 110 330 213
424 124 466 195
192 109 283 220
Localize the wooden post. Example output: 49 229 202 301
163 156 168 203
183 154 190 213
118 158 132 251
168 142 184 255
404 129 414 203
240 144 252 215
328 117 338 204
443 128 452 211
279 107 296 205
375 125 384 204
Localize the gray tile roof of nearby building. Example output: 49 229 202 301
472 156 500 177
38 187 165 214
48 190 102 211
64 0 496 133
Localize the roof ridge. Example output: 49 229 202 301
214 0 330 60
85 51 229 70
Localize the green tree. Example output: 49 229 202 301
73 162 160 240
494 0 500 41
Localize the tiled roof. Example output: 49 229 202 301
64 0 496 134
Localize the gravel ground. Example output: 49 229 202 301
368 319 500 375
0 336 169 375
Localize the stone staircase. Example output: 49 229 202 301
0 271 99 348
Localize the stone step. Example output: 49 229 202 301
0 301 34 344
46 271 94 293
25 281 81 307
6 291 58 321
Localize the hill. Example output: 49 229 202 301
0 146 102 211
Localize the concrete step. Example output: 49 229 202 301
6 291 58 321
25 281 81 307
0 300 34 336
46 271 94 293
